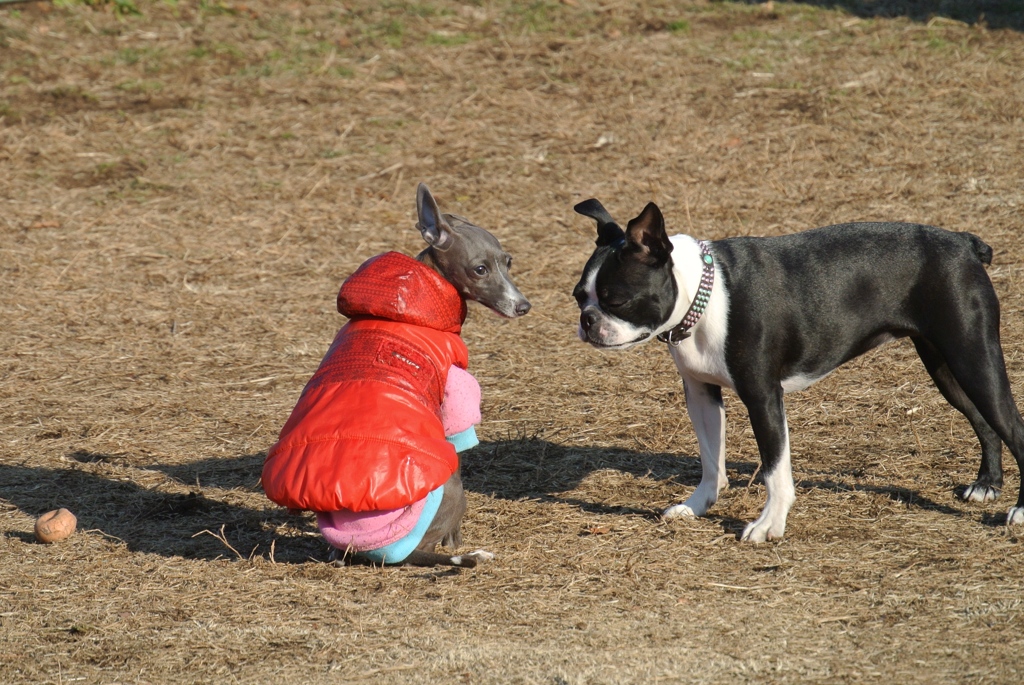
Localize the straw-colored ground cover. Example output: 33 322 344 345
2 1 1023 682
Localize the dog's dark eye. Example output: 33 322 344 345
572 284 586 305
600 289 627 308
506 256 512 270
474 265 489 276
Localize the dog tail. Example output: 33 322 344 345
331 548 487 568
403 549 494 568
966 232 993 265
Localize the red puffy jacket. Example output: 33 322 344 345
262 252 469 512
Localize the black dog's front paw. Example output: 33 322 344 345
962 481 1001 503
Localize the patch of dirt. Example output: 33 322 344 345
58 158 147 189
1 86 197 125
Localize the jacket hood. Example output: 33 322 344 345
336 252 466 334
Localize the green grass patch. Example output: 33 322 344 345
116 79 164 93
46 85 98 103
398 3 447 18
0 22 29 47
102 46 166 73
198 0 240 16
426 31 471 46
213 42 246 60
0 102 22 121
507 1 558 33
53 0 141 18
118 47 141 65
731 27 775 45
367 19 405 48
925 33 955 51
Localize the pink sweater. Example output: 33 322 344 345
441 365 481 436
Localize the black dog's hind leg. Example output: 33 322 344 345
925 329 1024 524
912 337 1003 502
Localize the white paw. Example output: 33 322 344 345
740 516 786 543
663 503 698 519
466 549 495 562
663 485 717 519
962 483 1001 503
1007 507 1024 526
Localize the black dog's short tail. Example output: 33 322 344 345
967 232 993 265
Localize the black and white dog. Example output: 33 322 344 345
572 199 1024 542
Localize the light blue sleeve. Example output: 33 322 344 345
446 425 479 452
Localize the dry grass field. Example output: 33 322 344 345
2 0 1024 682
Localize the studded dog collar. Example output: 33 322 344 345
657 240 715 347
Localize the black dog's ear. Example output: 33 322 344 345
574 198 626 247
625 202 673 265
416 182 455 251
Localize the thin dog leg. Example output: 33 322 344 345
739 386 795 542
912 337 1003 502
664 380 727 519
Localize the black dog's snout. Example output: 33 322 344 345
581 309 599 333
515 301 532 317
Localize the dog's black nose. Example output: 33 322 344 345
581 309 598 333
515 301 532 317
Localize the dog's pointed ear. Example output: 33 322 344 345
574 198 626 247
416 182 455 251
625 202 673 264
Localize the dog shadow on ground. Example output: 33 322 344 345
743 0 1024 31
0 450 323 563
462 438 991 530
0 440 994 560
